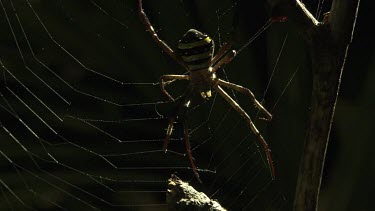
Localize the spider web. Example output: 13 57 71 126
0 0 314 210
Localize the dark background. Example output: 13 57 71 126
0 0 373 210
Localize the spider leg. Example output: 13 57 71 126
211 43 232 65
138 0 187 69
163 115 175 152
162 88 201 182
216 79 272 121
211 50 237 73
160 75 189 101
214 84 275 179
162 85 190 151
182 117 202 183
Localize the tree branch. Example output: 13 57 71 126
330 0 361 45
273 0 361 210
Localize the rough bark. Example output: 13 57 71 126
166 175 226 211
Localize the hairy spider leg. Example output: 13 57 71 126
138 0 187 70
209 43 271 120
182 117 202 183
160 75 190 150
214 84 275 179
163 87 193 150
159 75 189 101
163 109 179 154
217 79 272 121
211 50 237 73
210 45 274 176
210 43 232 66
162 88 202 182
163 116 175 152
211 45 273 176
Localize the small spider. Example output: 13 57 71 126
138 0 274 183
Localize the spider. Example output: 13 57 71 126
138 0 274 183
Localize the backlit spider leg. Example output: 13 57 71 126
211 43 232 65
163 89 193 162
214 84 275 179
217 79 272 121
211 50 237 73
182 117 202 183
163 89 201 182
163 116 175 152
138 0 187 69
160 75 189 101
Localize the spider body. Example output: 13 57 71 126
138 0 274 183
178 29 216 99
178 29 214 71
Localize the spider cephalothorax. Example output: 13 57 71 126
138 0 274 183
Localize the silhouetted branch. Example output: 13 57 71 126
273 0 361 210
